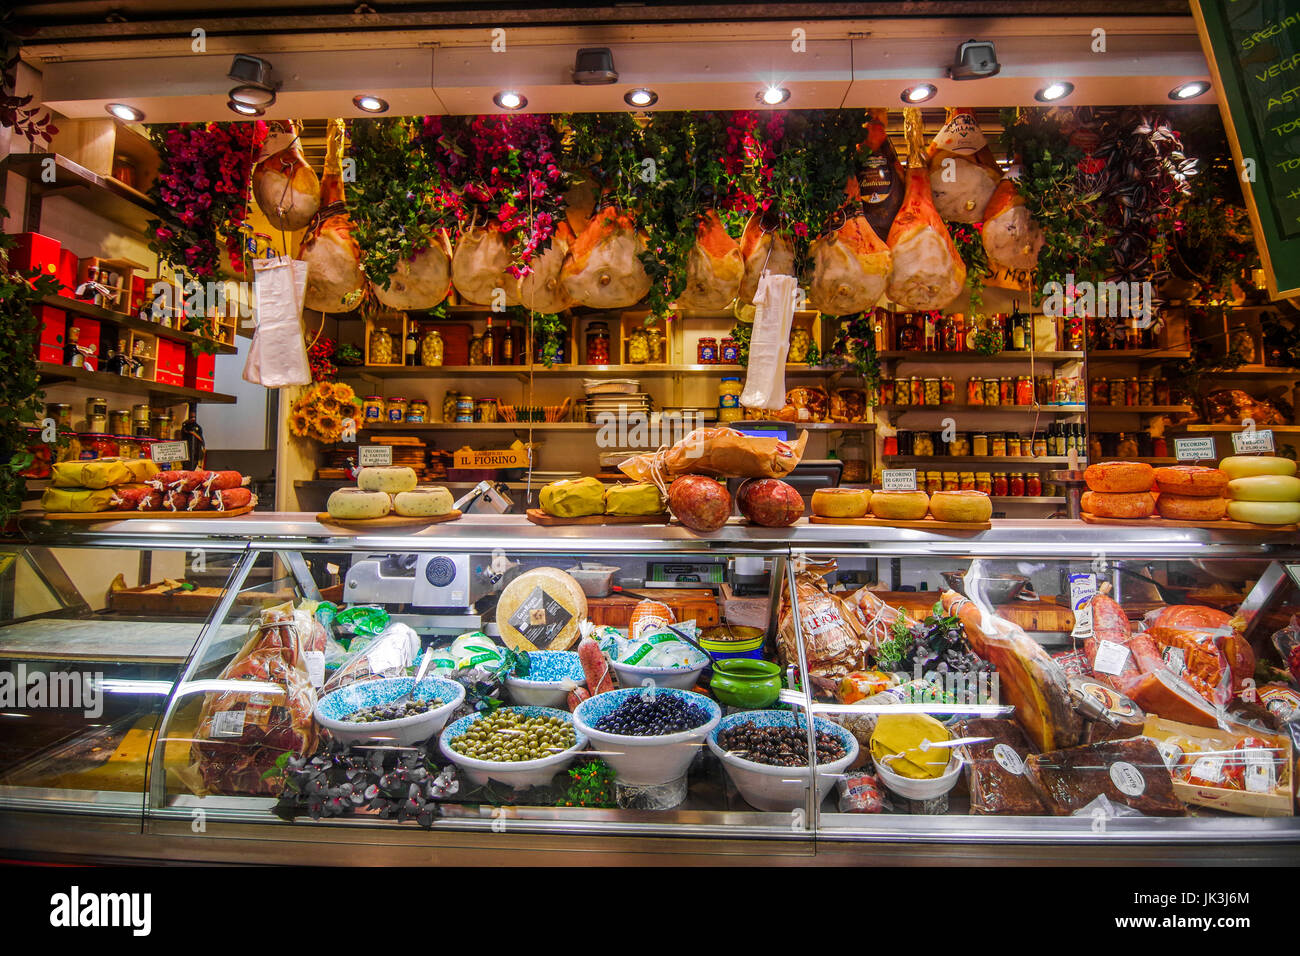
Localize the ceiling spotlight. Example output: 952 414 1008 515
229 84 276 108
227 100 264 117
1170 80 1211 100
624 88 658 108
353 94 389 113
901 84 938 104
757 86 790 106
573 48 618 85
494 90 527 110
1035 81 1075 102
948 39 1001 81
105 103 144 122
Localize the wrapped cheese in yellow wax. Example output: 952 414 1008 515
539 476 606 518
604 482 665 516
870 713 952 779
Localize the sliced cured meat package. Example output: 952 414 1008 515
1025 737 1185 816
956 718 1048 815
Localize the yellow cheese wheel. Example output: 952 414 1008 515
870 490 930 521
357 466 418 493
1227 475 1300 502
929 490 992 523
1226 499 1300 525
811 487 872 518
327 488 392 519
393 486 456 517
1219 456 1297 480
495 568 588 652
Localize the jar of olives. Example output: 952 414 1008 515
913 431 935 456
421 328 444 366
627 328 649 364
370 327 395 365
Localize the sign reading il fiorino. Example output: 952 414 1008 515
1192 0 1300 297
453 446 531 470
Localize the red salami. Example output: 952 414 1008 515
110 485 152 510
576 637 614 696
188 492 213 511
203 470 246 493
667 475 731 532
737 478 803 527
164 489 190 511
213 487 256 511
137 489 164 511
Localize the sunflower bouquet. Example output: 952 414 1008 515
288 382 363 443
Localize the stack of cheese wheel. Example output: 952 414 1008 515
326 466 456 520
1081 461 1155 518
1152 465 1229 521
1220 455 1300 526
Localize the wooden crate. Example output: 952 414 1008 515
77 256 147 315
49 118 160 196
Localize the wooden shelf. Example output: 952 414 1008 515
342 363 843 377
358 419 876 432
1089 405 1195 414
1085 348 1193 361
4 152 158 234
1095 456 1177 464
1198 366 1300 378
882 455 1079 467
992 496 1066 504
35 362 235 405
880 351 1084 363
1167 424 1300 434
880 404 1085 414
42 296 237 355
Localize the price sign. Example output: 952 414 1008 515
357 445 393 467
1069 573 1097 640
1174 436 1217 462
881 469 917 492
1232 429 1275 455
150 440 188 464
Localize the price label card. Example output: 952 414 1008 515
357 445 393 467
150 440 188 464
1232 429 1275 454
1069 572 1097 640
881 469 917 492
1174 436 1217 462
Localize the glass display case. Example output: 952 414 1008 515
2 515 1298 864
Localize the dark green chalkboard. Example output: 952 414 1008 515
1193 0 1300 298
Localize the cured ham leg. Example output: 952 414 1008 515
886 108 966 311
299 119 365 313
452 225 521 306
927 107 1002 224
675 210 743 310
856 108 906 238
981 177 1044 273
738 212 796 305
252 120 320 232
807 191 891 315
561 203 651 309
373 230 452 310
516 221 576 313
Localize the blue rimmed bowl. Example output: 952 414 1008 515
438 705 589 789
504 650 585 708
707 710 859 812
314 676 466 747
572 687 721 787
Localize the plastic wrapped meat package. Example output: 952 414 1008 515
778 559 869 697
320 621 421 695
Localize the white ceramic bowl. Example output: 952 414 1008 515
609 658 708 692
438 705 589 789
707 710 859 812
572 687 721 787
314 676 465 747
873 750 965 801
504 650 585 708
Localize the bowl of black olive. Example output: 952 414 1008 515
572 686 721 787
708 710 858 811
315 676 466 746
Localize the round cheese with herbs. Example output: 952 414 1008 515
393 486 455 517
326 488 392 520
357 466 418 494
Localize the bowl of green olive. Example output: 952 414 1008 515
438 705 589 789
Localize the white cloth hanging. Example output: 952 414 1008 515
244 255 312 387
739 271 799 412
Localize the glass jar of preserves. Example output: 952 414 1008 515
1139 377 1155 407
118 437 141 459
720 336 739 364
913 431 935 456
959 471 976 491
468 333 486 366
370 327 395 365
387 397 407 422
999 377 1014 405
1015 376 1034 406
456 397 474 422
943 472 960 492
149 411 173 440
421 328 444 367
647 326 665 363
87 413 107 433
897 431 914 455
108 409 130 436
1152 436 1168 457
1020 437 1033 456
923 377 941 406
80 434 118 460
85 396 109 422
1125 376 1140 407
925 471 943 496
894 378 910 408
910 376 924 406
990 434 1007 457
881 377 896 405
1117 433 1139 457
975 471 992 494
407 400 429 423
1025 472 1043 496
587 322 611 364
46 403 73 430
941 376 956 405
362 396 383 422
719 376 743 410
627 328 650 364
1091 378 1110 405
442 391 459 423
718 405 744 424
1010 472 1026 496
967 376 984 405
972 432 989 457
476 398 498 423
1155 380 1172 406
1032 435 1048 457
1109 377 1127 406
949 432 970 457
983 378 1001 407
697 336 718 365
992 472 1009 496
789 327 812 363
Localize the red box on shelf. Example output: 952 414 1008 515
58 249 79 296
155 337 187 386
8 232 62 286
34 304 68 364
184 350 215 392
67 316 102 371
129 275 147 315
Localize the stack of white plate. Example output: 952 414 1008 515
583 379 641 396
583 393 655 423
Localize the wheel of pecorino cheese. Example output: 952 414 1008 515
1156 493 1227 521
1153 465 1228 497
1083 461 1154 494
1082 490 1156 519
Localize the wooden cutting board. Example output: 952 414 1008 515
809 515 992 532
525 509 670 526
586 588 721 630
315 510 461 532
35 504 254 521
1081 514 1297 532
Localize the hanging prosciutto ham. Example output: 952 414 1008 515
738 212 796 305
856 108 906 238
886 109 967 311
927 107 1003 224
252 120 320 233
299 120 365 314
373 231 453 310
560 202 651 309
675 210 744 311
807 187 892 316
981 177 1045 273
451 225 521 306
516 221 576 313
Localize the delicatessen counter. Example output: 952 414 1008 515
1 513 1298 865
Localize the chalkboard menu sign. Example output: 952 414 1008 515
1192 0 1300 298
